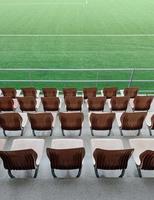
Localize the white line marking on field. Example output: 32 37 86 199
0 34 154 37
0 2 84 5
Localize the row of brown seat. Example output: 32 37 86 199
65 96 153 112
0 95 153 112
0 111 153 137
1 88 39 98
0 139 134 178
0 87 139 98
2 138 154 179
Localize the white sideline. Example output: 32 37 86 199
0 34 154 37
0 2 86 5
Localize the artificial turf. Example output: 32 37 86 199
0 0 154 89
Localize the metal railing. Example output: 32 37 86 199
0 68 154 93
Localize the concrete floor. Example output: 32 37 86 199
0 98 154 200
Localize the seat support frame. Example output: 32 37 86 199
3 128 24 137
120 128 141 136
148 126 153 136
94 165 126 178
51 168 82 178
32 128 53 137
61 129 82 136
90 128 111 137
7 165 39 179
136 164 142 178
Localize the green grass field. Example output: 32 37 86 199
0 0 154 89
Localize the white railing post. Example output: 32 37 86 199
128 68 135 87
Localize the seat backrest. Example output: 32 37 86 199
93 148 133 170
65 97 83 111
90 113 115 130
63 88 77 98
46 147 85 169
17 97 36 111
28 113 53 130
0 97 14 111
83 88 97 99
134 96 153 111
88 97 106 111
1 88 16 98
139 150 154 170
0 113 22 130
120 112 147 130
41 97 60 111
59 112 84 130
22 87 37 98
124 87 139 98
103 87 117 99
111 96 129 111
0 149 37 170
42 88 57 97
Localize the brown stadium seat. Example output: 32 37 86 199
131 150 154 177
0 113 24 136
87 97 106 111
93 149 133 178
89 113 115 136
110 96 129 111
136 150 154 177
65 97 83 111
124 87 139 98
1 88 16 98
0 97 15 111
139 150 154 171
42 88 58 97
0 149 37 178
120 112 147 136
133 96 153 111
28 113 54 136
0 139 45 178
46 139 85 178
59 112 84 136
103 87 117 99
47 148 85 178
91 139 133 178
63 88 77 98
129 139 154 178
83 88 97 100
41 97 60 111
17 97 37 111
22 87 37 98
